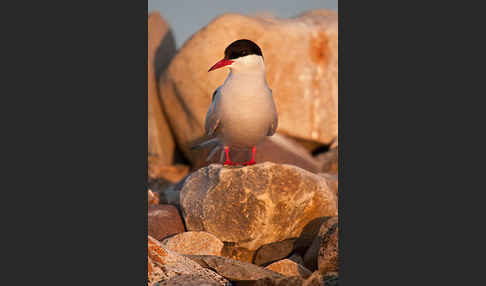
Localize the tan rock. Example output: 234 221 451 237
319 173 338 195
157 275 223 286
303 216 338 271
265 259 312 278
162 231 224 256
180 162 338 263
318 221 338 274
184 255 285 281
159 10 338 165
148 236 230 286
148 11 176 166
253 239 296 266
148 205 185 240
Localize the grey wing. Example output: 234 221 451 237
205 86 223 136
267 89 278 136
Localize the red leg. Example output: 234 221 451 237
243 146 257 166
223 146 237 166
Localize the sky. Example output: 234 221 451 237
148 0 338 48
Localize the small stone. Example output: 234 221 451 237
148 205 185 240
155 274 222 286
254 239 296 266
162 231 224 256
265 259 312 278
303 216 338 271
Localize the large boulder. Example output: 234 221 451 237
147 236 230 286
148 12 176 167
148 205 185 240
158 10 338 164
161 231 224 256
180 162 338 262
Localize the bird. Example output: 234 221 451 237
193 39 278 166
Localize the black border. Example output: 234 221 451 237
19 0 470 285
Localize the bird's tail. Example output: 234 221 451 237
206 145 224 162
190 138 224 162
189 137 220 150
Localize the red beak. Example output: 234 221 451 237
208 59 234 72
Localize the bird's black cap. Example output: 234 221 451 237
224 39 263 60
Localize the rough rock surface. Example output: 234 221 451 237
180 162 338 262
254 239 296 266
158 10 338 164
184 255 284 282
316 147 338 174
156 274 223 286
148 236 230 286
265 259 312 278
318 222 338 274
162 231 224 256
303 216 338 271
230 271 324 286
319 173 338 195
233 276 304 286
148 12 176 166
148 205 185 240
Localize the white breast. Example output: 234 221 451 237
217 71 275 149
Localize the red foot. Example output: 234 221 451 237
242 159 256 166
223 160 238 166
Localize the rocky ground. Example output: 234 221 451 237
148 9 338 286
